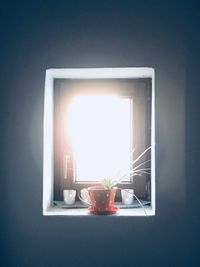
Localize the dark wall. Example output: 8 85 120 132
0 1 199 267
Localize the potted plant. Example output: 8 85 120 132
87 146 151 214
88 185 117 214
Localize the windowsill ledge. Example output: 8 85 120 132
43 201 155 216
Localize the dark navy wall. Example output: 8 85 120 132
0 1 199 267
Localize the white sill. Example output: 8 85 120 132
43 202 155 216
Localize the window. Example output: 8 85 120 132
67 95 131 182
43 68 155 216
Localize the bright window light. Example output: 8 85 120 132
67 95 132 182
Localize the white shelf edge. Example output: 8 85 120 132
43 206 155 217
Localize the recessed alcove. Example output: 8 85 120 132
43 67 155 216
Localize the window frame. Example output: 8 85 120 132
53 79 151 202
43 68 155 216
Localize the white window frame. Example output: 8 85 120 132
43 67 155 216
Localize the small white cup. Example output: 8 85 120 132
121 189 134 205
79 188 90 205
63 190 76 205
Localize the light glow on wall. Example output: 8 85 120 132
67 95 132 182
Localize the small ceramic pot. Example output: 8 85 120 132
88 186 117 212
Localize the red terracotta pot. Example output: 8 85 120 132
88 186 117 212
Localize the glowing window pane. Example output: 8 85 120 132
67 95 131 182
